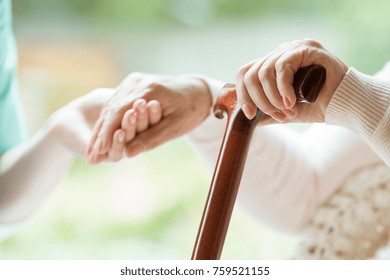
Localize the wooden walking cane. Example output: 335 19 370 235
191 65 326 260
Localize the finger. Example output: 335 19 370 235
259 57 288 110
236 60 258 119
133 99 148 132
244 60 287 122
124 117 178 158
275 44 324 109
121 109 137 143
147 100 162 125
259 57 297 118
93 97 135 156
108 129 126 162
89 153 108 165
275 54 298 110
98 110 125 155
85 117 104 156
84 89 115 156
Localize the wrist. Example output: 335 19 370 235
189 75 213 113
325 67 390 141
44 113 76 160
181 74 225 109
177 74 213 123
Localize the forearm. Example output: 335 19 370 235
325 67 390 166
0 122 74 223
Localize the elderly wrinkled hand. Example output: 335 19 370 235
236 39 348 124
86 73 212 163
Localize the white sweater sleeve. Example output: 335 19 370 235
188 78 382 234
325 66 390 166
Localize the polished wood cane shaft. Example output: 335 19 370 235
191 65 326 260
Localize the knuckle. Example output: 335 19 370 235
143 80 165 97
275 60 289 74
301 38 322 48
243 72 256 86
274 60 284 73
147 81 164 92
298 45 311 58
237 66 248 80
258 67 272 84
275 59 295 77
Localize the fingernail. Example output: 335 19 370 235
151 104 159 114
130 112 137 125
272 112 287 122
139 103 146 114
126 145 143 157
118 131 125 143
283 96 292 109
242 104 255 119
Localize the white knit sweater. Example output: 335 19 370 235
293 163 390 259
293 66 390 259
326 66 390 166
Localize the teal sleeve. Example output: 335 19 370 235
0 82 28 153
0 0 28 153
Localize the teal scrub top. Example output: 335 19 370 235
0 0 27 153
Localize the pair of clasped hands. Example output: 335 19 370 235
57 39 347 164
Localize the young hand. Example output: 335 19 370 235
48 88 114 160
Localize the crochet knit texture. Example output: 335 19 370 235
294 163 390 259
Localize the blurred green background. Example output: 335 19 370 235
1 0 390 259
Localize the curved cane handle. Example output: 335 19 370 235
191 65 326 260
